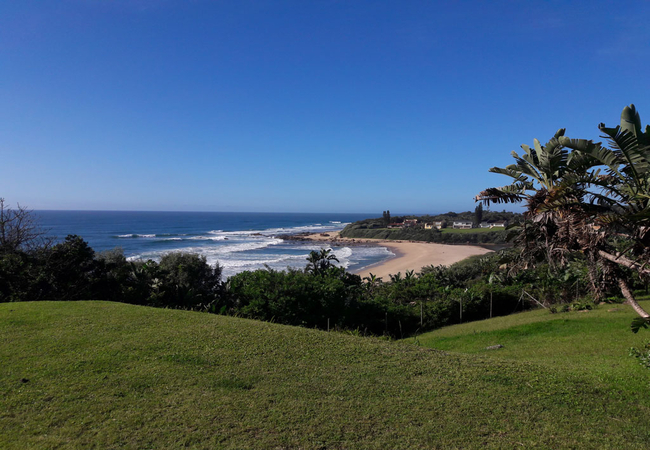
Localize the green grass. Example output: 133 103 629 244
2 301 650 449
416 300 650 395
440 227 505 234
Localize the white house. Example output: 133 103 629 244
480 221 507 229
452 221 473 229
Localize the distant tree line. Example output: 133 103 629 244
339 225 508 244
339 210 519 243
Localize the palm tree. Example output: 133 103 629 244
477 106 650 320
363 272 383 294
305 248 340 275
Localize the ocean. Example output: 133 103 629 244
33 211 394 278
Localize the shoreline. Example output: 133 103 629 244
291 231 493 280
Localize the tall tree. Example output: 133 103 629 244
382 210 391 227
477 106 650 321
305 248 340 276
474 203 483 227
0 198 49 254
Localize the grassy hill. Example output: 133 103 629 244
416 300 650 396
2 301 650 448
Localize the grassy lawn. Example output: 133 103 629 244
415 300 650 396
440 227 504 234
2 301 650 449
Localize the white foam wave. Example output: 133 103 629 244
215 238 283 254
204 222 351 239
188 235 228 241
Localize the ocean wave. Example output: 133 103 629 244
217 254 300 268
188 235 229 241
116 233 191 239
127 237 284 261
204 222 351 238
333 246 353 260
215 238 283 254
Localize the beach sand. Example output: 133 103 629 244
303 231 493 280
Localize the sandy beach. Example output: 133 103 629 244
302 231 493 280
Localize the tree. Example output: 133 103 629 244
474 203 483 227
383 210 391 227
40 235 99 300
477 105 650 321
0 198 49 254
305 248 340 276
157 252 222 308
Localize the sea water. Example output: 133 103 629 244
33 211 394 278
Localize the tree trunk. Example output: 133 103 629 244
617 276 650 319
587 258 604 302
599 250 650 276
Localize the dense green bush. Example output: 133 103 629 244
225 267 362 329
155 252 223 309
0 235 223 309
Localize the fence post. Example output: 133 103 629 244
490 291 493 319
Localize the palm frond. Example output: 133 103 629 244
487 166 528 182
600 128 649 180
476 182 533 205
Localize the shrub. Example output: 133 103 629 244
629 341 650 370
155 252 223 309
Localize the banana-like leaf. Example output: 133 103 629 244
601 128 648 180
631 316 649 333
539 137 569 183
511 155 544 184
620 104 643 139
476 182 532 205
488 166 528 182
560 137 624 178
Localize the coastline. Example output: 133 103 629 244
292 231 493 280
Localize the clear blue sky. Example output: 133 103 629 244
2 0 649 214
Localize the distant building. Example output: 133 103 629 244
433 221 443 229
453 221 473 229
480 221 507 229
387 223 403 229
403 219 418 227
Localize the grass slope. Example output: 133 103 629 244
416 301 650 397
2 301 649 449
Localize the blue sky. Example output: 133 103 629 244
2 1 649 214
